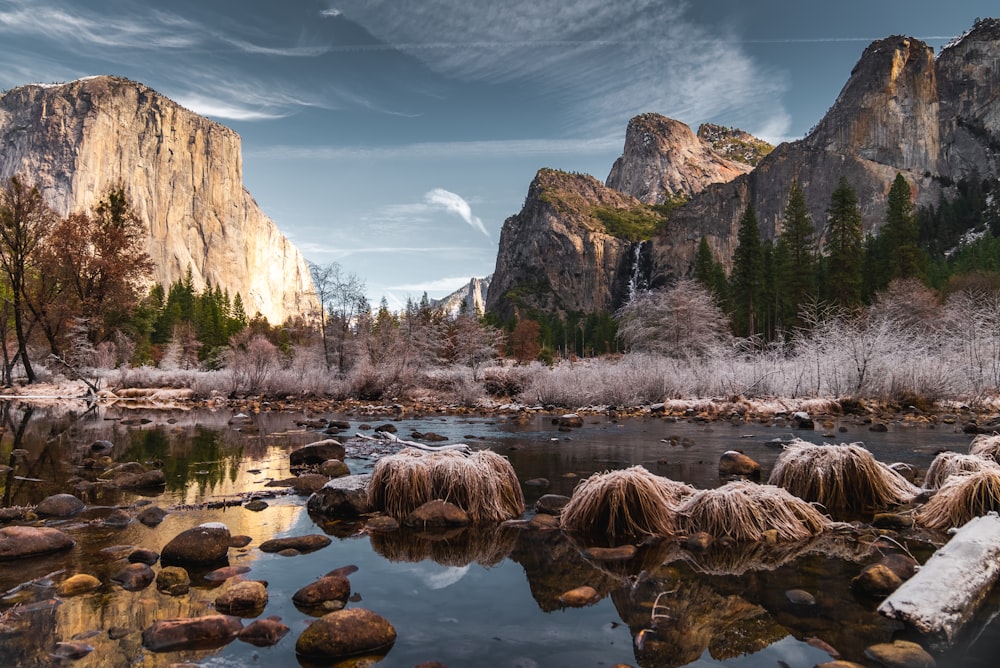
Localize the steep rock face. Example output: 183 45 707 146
486 169 640 321
936 18 1000 178
651 35 947 279
0 76 316 323
605 113 753 203
434 276 492 316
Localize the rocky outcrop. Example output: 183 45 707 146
606 113 754 203
697 123 773 167
485 169 643 320
434 275 492 316
0 76 316 323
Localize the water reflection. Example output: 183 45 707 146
2 402 1000 667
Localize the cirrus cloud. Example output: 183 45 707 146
424 188 489 237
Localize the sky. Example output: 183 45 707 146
0 1 996 309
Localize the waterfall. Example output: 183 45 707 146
627 240 648 303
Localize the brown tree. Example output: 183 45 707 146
32 186 154 354
0 176 56 382
510 319 541 363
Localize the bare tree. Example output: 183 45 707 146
309 261 366 374
617 278 731 360
0 176 55 382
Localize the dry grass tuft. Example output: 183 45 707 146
969 433 1000 463
367 448 525 522
560 466 694 538
767 439 918 513
915 468 1000 530
677 480 831 543
923 451 1000 489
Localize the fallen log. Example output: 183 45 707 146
878 513 1000 646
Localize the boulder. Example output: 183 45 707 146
35 493 85 517
111 563 155 591
292 473 330 494
290 439 345 467
99 461 147 479
116 469 166 489
319 459 351 478
718 451 761 478
215 580 268 617
161 523 231 566
292 574 351 612
863 639 935 668
852 563 903 598
0 526 75 560
307 474 372 516
238 617 290 646
156 566 191 596
57 574 101 597
557 414 584 428
535 494 570 515
141 615 243 652
102 509 132 528
580 545 637 561
137 505 168 526
558 586 600 607
404 500 470 528
259 535 332 554
294 608 396 662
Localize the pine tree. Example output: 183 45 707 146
884 173 925 282
730 205 764 337
823 177 864 308
775 180 816 329
693 236 729 303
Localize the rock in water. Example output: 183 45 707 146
35 493 85 517
161 523 231 566
0 526 75 560
141 615 243 652
295 608 396 662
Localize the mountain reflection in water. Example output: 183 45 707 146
1 400 999 667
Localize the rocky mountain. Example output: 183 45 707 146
605 113 758 204
485 169 647 321
433 275 492 316
489 19 1000 317
0 76 317 323
697 123 773 166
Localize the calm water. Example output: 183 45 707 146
0 401 997 667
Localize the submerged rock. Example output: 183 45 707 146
718 451 761 479
259 534 332 554
215 580 268 617
307 474 373 516
238 617 290 646
291 439 345 466
156 566 191 596
141 615 243 652
852 563 903 598
111 563 155 591
535 494 570 515
404 500 470 528
35 493 85 517
57 574 101 597
161 523 231 566
863 639 935 668
295 608 396 662
558 585 600 607
136 505 168 526
0 526 75 560
292 574 351 612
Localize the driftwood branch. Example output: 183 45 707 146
354 431 472 455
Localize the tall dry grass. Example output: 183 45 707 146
915 468 1000 530
559 466 694 538
367 447 524 522
767 440 919 513
924 451 1000 489
676 480 831 543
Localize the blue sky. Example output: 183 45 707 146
0 1 995 308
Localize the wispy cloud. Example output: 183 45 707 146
335 1 790 136
172 94 289 121
424 189 488 237
247 135 622 161
386 276 477 293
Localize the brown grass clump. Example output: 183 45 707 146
923 451 1000 489
915 468 1000 530
767 440 918 513
367 448 525 522
969 433 1000 463
677 480 831 543
559 466 694 538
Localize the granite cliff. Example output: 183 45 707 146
490 19 1000 317
0 76 317 323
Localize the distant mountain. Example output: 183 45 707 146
487 18 1000 319
433 275 492 316
0 75 317 323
